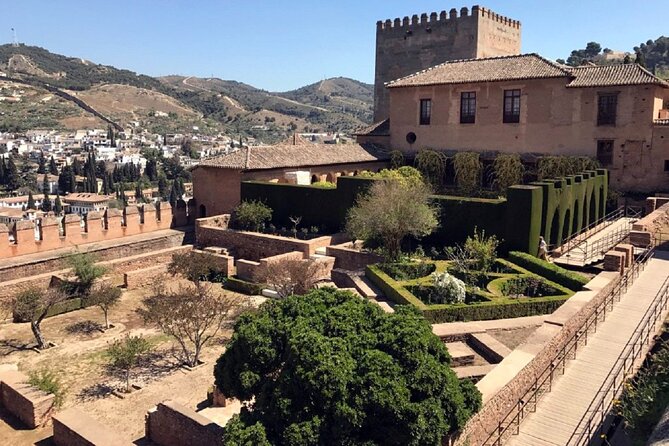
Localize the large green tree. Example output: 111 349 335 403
216 289 481 446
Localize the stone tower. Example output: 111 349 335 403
373 5 522 122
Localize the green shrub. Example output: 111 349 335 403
224 277 265 296
508 252 589 291
311 181 336 189
378 262 436 281
28 369 67 408
499 277 562 298
421 297 569 323
232 200 273 232
365 265 426 308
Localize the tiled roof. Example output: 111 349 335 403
198 143 389 170
62 193 111 203
566 64 669 88
355 119 390 136
387 54 572 88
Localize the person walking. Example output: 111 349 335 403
538 236 548 261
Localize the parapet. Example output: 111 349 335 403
376 4 521 32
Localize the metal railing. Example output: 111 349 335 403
565 220 635 266
568 275 669 445
483 248 655 446
554 207 626 257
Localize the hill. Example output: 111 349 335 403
0 44 373 137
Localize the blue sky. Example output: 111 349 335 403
1 0 666 91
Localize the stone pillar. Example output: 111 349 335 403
63 214 83 246
604 250 625 273
40 216 61 251
105 208 124 238
157 202 173 229
614 244 635 268
14 220 36 255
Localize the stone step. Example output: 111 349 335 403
469 332 512 363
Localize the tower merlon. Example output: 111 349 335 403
376 5 521 32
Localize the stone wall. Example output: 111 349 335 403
52 407 131 446
124 265 168 290
634 202 669 232
0 370 55 429
0 202 186 260
196 225 334 261
145 400 224 446
455 271 622 446
326 242 383 270
0 228 192 282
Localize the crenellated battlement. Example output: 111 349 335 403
0 201 194 259
376 5 521 33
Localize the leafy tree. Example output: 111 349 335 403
10 288 67 349
107 335 151 393
58 165 76 193
215 288 481 445
414 149 447 190
492 153 524 193
145 158 158 181
48 156 58 175
232 200 273 232
87 283 122 329
346 180 438 261
635 50 647 68
256 258 327 298
27 191 36 210
64 252 107 296
453 152 482 195
360 166 424 188
566 41 602 66
140 282 239 367
390 150 405 169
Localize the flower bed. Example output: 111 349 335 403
366 259 573 323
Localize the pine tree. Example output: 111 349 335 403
49 156 58 175
5 156 20 191
54 194 62 215
635 51 647 68
41 190 52 213
27 191 36 210
37 153 46 174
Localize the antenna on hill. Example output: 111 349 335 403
11 28 18 47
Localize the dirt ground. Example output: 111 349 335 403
487 325 541 350
0 282 252 444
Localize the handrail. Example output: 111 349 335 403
553 207 625 256
559 218 634 266
483 248 655 446
568 274 669 445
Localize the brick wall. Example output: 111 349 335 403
196 225 335 261
0 370 55 429
326 242 383 270
124 265 168 290
146 400 224 446
0 229 191 282
0 202 183 260
52 407 131 446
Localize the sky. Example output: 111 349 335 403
1 0 667 91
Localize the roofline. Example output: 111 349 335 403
565 63 669 88
386 53 574 88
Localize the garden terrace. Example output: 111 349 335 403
366 259 574 323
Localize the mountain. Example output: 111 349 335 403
0 44 373 137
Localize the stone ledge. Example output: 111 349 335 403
53 407 131 446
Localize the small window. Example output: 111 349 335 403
419 99 432 125
664 160 669 172
597 93 618 126
597 140 614 166
460 92 476 124
503 89 521 123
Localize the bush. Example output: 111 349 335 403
64 252 107 296
430 271 466 304
28 369 67 408
378 262 436 281
224 276 265 295
508 251 589 291
232 200 273 232
499 277 562 298
311 181 336 189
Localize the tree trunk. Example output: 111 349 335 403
31 321 47 350
125 369 130 393
103 310 110 330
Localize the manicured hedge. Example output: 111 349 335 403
224 276 266 296
378 262 437 281
366 265 427 309
421 296 569 323
508 251 589 291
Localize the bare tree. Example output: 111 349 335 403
87 284 122 329
138 283 241 367
11 287 67 349
256 259 327 299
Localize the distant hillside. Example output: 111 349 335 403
0 44 373 136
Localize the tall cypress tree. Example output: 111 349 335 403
0 157 6 185
135 182 143 202
54 194 62 215
72 157 83 176
27 191 36 210
37 153 46 174
5 156 20 191
42 174 49 194
158 175 168 200
49 156 58 175
41 190 52 212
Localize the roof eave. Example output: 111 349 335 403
387 74 574 89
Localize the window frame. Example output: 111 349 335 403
596 139 615 166
419 99 432 126
503 89 521 124
460 91 476 124
597 93 618 126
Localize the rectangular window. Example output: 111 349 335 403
597 140 614 166
503 89 521 123
460 92 476 124
419 99 432 125
597 93 618 126
664 160 669 172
